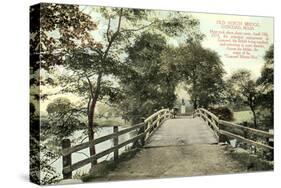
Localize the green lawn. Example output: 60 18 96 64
233 111 253 123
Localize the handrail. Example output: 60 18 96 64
220 130 273 150
63 133 145 174
193 108 274 151
61 123 144 157
193 108 220 138
61 108 172 179
144 109 169 123
199 108 219 122
219 120 273 138
143 108 172 141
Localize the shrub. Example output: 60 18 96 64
208 106 234 121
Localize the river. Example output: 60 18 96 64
51 126 136 178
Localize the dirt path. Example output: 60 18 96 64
97 144 246 181
90 117 248 181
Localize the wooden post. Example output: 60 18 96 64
208 121 211 129
156 113 160 127
268 129 274 160
113 126 119 161
218 133 227 143
148 120 152 132
218 122 227 143
269 141 274 161
201 112 205 121
62 139 72 179
167 110 170 119
146 120 151 139
141 123 146 146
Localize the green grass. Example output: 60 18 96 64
233 111 253 123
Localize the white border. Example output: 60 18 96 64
0 0 279 188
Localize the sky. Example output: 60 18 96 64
190 12 273 78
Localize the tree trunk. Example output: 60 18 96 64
191 72 198 110
88 98 97 167
86 9 123 168
193 98 198 109
87 73 102 168
250 106 257 129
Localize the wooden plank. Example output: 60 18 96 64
201 113 219 140
144 117 166 141
207 118 219 132
152 117 161 127
199 108 219 122
113 126 118 161
62 139 72 179
63 133 145 174
116 123 144 136
198 112 219 132
144 109 168 123
145 121 157 134
219 120 273 138
62 133 115 156
269 129 274 142
213 129 219 139
220 130 273 150
62 123 144 156
144 111 160 123
194 109 274 149
145 115 163 133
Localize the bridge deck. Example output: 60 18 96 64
90 117 247 181
146 116 217 147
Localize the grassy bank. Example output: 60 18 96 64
233 111 253 123
226 146 273 172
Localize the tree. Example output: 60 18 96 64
30 103 60 185
30 4 98 179
30 3 97 73
227 70 259 128
177 42 225 108
44 97 86 141
159 46 183 107
119 33 178 123
256 44 274 129
30 3 97 104
60 7 203 167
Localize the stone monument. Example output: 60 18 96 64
181 98 186 114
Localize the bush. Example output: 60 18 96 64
208 106 234 121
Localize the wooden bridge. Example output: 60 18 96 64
61 108 274 180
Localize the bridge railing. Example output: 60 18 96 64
144 109 172 141
193 108 274 152
193 108 220 139
61 108 172 179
